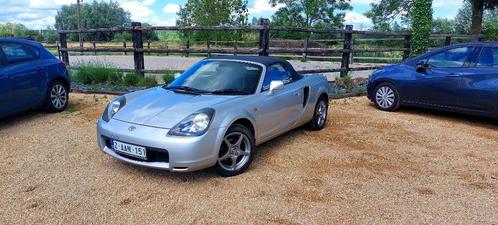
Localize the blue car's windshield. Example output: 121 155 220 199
166 60 263 95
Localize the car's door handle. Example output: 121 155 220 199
294 92 300 97
447 73 461 77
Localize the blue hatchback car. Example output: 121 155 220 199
0 38 70 118
367 42 498 118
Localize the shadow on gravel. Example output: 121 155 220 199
396 105 498 129
0 110 49 130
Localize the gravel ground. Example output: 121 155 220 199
1 94 497 224
70 55 383 80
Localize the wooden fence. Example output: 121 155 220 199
57 18 484 77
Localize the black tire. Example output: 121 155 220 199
373 82 401 112
307 96 328 130
215 124 255 177
44 80 69 112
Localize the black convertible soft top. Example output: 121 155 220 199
206 55 287 66
205 55 301 79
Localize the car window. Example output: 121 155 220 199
426 47 474 68
0 44 36 64
262 63 293 91
168 60 262 94
477 47 498 67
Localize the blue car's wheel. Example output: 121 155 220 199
374 82 400 112
44 80 69 112
215 124 255 177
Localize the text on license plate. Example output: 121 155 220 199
111 140 147 159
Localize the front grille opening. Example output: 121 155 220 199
103 136 169 163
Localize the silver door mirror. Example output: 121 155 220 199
269 80 284 94
174 72 181 79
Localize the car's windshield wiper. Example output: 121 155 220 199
164 86 209 95
209 89 253 95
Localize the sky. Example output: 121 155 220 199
0 0 465 30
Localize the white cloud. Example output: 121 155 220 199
121 1 154 22
248 0 284 14
344 12 372 30
142 0 155 6
163 3 180 14
433 0 463 8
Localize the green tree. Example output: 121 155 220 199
365 0 411 31
411 0 432 56
0 23 29 37
469 0 498 34
454 1 473 34
177 0 248 44
55 1 131 41
270 0 351 28
432 18 455 34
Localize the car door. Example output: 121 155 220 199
0 51 12 115
256 64 302 139
0 43 46 112
457 47 498 113
405 46 476 108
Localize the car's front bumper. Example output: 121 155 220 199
96 118 225 172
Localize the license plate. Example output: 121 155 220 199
111 140 147 160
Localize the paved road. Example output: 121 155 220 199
69 55 385 80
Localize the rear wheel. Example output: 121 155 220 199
44 80 69 112
373 82 400 111
215 124 255 177
307 97 328 130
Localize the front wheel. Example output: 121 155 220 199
44 81 69 112
373 82 400 112
215 124 255 177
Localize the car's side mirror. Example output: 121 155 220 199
269 80 284 94
174 72 181 79
416 62 429 73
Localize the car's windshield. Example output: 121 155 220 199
165 60 263 95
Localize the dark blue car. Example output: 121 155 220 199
0 38 70 118
367 42 498 118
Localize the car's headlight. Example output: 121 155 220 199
102 96 126 122
168 108 215 137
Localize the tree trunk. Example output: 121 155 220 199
470 0 484 34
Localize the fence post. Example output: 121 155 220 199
233 40 238 56
131 22 145 77
303 37 309 62
340 25 353 77
123 41 127 55
402 34 412 60
164 41 169 56
59 28 69 65
259 18 270 56
93 41 96 55
444 36 451 46
56 41 61 60
186 35 190 57
207 38 211 57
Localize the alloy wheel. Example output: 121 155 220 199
218 132 251 171
375 86 395 109
316 100 327 127
50 84 67 110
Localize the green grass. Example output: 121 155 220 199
73 62 120 85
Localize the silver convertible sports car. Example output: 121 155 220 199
97 56 330 176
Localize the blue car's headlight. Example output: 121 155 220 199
102 96 126 122
168 108 215 137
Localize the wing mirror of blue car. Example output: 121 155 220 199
416 62 429 73
174 72 181 79
269 80 284 95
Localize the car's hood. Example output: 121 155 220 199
113 88 236 128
